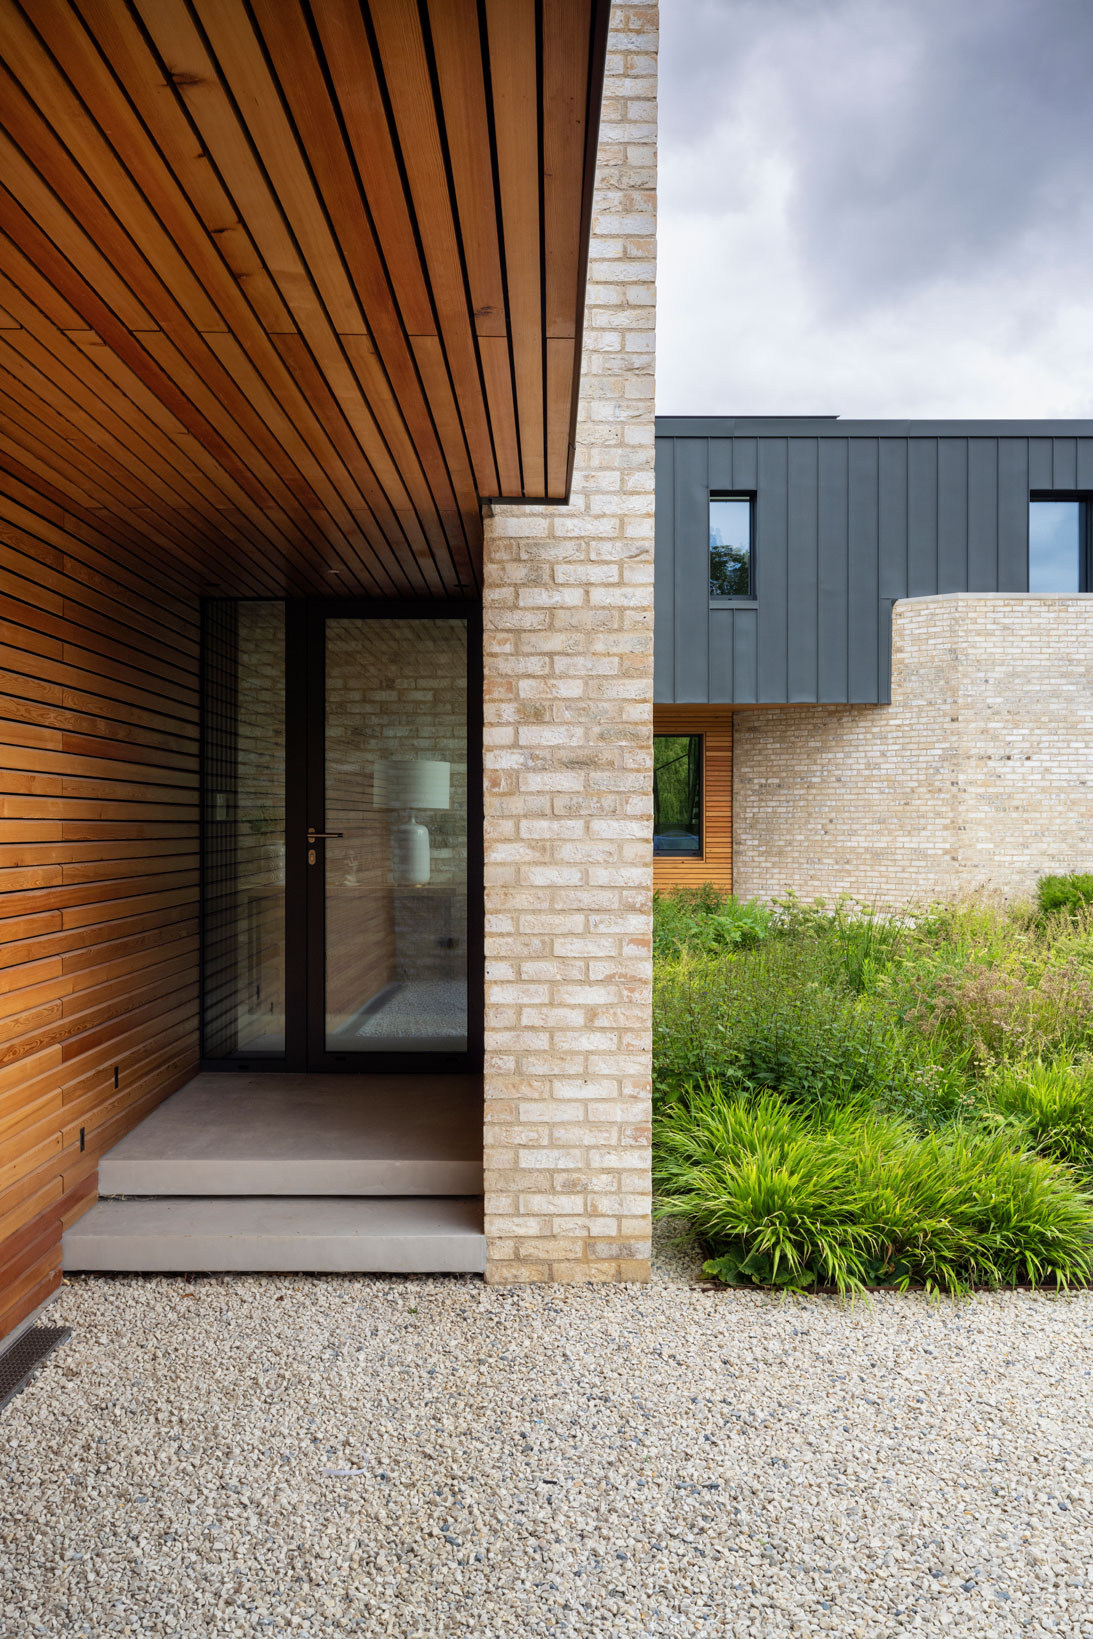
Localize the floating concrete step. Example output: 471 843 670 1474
98 1073 483 1197
63 1196 486 1274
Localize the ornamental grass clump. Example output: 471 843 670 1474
653 1084 1093 1294
987 1058 1093 1183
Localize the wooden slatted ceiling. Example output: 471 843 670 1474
0 0 610 599
0 485 199 1343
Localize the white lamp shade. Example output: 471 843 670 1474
373 758 450 811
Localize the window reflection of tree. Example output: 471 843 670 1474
710 540 750 597
653 735 701 836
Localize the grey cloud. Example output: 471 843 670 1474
787 0 1093 307
658 0 1093 414
663 0 1093 311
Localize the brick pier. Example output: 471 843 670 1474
480 1 658 1283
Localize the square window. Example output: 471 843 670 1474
710 495 753 598
653 735 702 856
1029 496 1090 593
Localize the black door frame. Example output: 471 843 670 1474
201 597 483 1074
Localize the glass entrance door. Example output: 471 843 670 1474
310 613 471 1066
200 601 479 1071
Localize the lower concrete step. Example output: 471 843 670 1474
63 1196 485 1274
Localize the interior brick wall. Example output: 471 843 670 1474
324 618 469 1023
733 595 1093 907
480 0 657 1283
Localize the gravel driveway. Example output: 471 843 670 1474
2 1233 1092 1637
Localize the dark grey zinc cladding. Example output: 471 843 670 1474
654 417 1093 705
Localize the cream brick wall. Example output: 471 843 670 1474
480 1 656 1284
733 595 1093 907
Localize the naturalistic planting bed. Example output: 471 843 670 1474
653 875 1093 1293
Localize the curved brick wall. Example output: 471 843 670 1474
733 595 1093 907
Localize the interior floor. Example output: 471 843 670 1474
354 976 468 1038
331 977 469 1052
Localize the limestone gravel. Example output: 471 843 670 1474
2 1231 1092 1637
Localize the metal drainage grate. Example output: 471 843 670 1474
0 1325 71 1416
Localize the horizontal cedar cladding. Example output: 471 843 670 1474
0 479 199 1342
0 0 610 599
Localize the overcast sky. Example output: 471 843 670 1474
657 0 1093 417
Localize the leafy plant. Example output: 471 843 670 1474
1038 873 1093 917
653 946 899 1107
878 1036 980 1129
653 887 772 958
654 1084 1093 1294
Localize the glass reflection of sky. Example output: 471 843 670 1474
1029 501 1080 593
709 497 750 554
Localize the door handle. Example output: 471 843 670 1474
307 828 344 842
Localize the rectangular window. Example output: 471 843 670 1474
709 494 753 598
1029 496 1091 593
653 735 702 856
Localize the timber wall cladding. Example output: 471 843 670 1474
0 484 199 1343
652 707 733 894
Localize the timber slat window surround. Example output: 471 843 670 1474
652 709 733 894
0 0 610 598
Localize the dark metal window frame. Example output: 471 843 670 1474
709 491 757 603
1029 491 1093 593
652 732 704 858
199 597 483 1075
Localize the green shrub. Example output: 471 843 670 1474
987 1059 1093 1181
653 947 899 1106
653 1084 1093 1294
653 887 772 957
1038 874 1093 917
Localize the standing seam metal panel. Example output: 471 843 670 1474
653 436 675 702
654 420 1093 704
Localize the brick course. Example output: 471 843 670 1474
733 595 1093 906
481 1 657 1284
